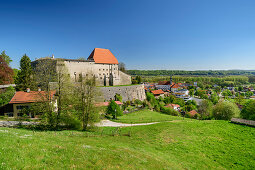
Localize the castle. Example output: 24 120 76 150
32 48 131 86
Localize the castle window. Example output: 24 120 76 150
86 74 88 76
99 69 101 71
99 74 101 76
106 69 108 71
103 69 105 71
100 77 102 79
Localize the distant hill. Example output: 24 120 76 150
127 70 255 76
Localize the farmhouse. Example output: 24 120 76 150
8 89 56 117
151 89 165 98
32 48 131 86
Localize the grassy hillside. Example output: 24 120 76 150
0 119 254 169
114 109 184 123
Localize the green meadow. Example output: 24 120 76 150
0 113 254 169
114 109 184 123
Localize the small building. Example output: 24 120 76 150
166 104 180 111
151 89 165 98
9 89 56 117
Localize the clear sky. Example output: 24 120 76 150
1 0 255 70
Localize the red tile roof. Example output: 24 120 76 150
87 48 118 64
166 104 180 108
171 84 180 89
151 89 165 95
189 110 198 116
9 91 55 104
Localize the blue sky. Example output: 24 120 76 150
1 0 255 70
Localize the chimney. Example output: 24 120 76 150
27 88 30 93
38 87 41 91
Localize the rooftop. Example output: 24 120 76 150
9 91 55 104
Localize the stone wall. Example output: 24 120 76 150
100 84 146 102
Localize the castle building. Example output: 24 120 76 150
32 48 131 86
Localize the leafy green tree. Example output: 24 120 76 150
173 98 185 107
107 100 123 119
0 86 15 106
15 54 35 91
114 93 122 102
189 89 194 96
198 100 213 119
163 95 175 104
222 89 232 98
213 101 240 120
76 76 100 130
240 100 255 120
0 51 12 66
210 93 219 104
135 76 142 84
245 91 253 98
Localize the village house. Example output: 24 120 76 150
151 89 165 98
166 104 180 111
8 89 56 117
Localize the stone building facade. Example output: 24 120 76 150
32 48 131 86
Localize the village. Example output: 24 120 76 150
0 0 255 169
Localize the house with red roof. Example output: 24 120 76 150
8 89 56 117
165 104 180 111
151 89 165 98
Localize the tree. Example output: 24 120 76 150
135 76 142 84
55 63 74 127
189 89 194 96
114 93 122 102
15 54 35 91
75 76 100 130
33 58 57 91
118 62 126 72
0 51 12 66
0 55 14 84
164 95 175 104
210 93 219 104
222 89 232 98
198 100 213 119
213 100 240 120
240 100 255 120
107 100 123 119
0 86 15 106
245 91 253 98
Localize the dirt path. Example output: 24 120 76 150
95 120 182 127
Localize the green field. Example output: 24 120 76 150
0 119 254 169
114 109 184 123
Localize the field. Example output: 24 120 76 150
0 116 254 169
114 109 184 123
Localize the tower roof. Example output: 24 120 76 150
87 48 118 64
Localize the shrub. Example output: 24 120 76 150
240 100 255 120
198 100 213 119
161 107 179 116
107 100 123 119
213 100 240 120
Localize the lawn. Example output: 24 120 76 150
0 120 254 169
114 109 184 123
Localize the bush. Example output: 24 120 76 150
161 107 179 116
107 100 123 119
213 100 240 120
241 100 255 120
198 100 213 119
